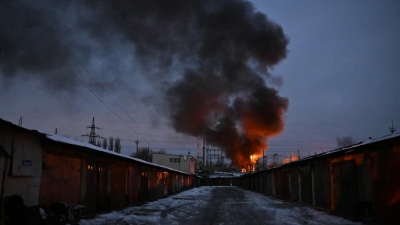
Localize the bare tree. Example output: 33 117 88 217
336 136 355 148
108 136 114 151
154 149 166 154
131 147 152 162
115 137 121 153
102 138 108 149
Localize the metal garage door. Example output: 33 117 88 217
40 153 81 205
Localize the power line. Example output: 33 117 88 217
21 0 169 151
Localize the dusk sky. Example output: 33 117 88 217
1 0 399 164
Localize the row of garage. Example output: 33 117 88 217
239 134 400 224
0 118 198 215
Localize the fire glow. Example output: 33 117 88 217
242 154 259 172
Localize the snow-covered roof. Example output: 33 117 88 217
288 132 400 164
320 132 400 156
248 132 400 175
46 134 191 175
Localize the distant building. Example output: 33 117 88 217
152 153 197 175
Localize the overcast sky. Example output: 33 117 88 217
1 0 399 162
251 0 400 157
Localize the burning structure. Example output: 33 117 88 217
0 0 289 168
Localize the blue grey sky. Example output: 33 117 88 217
0 0 399 162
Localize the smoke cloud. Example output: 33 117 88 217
0 0 289 168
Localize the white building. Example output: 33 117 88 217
152 153 197 175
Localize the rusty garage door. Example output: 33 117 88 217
40 153 81 206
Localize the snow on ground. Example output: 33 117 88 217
80 187 362 225
80 187 212 225
243 190 361 225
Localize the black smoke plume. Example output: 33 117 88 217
0 0 289 167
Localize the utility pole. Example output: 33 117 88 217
82 117 102 145
135 137 139 155
206 148 209 167
209 149 212 168
220 149 223 166
196 137 202 168
389 120 396 134
202 126 206 168
213 149 216 165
